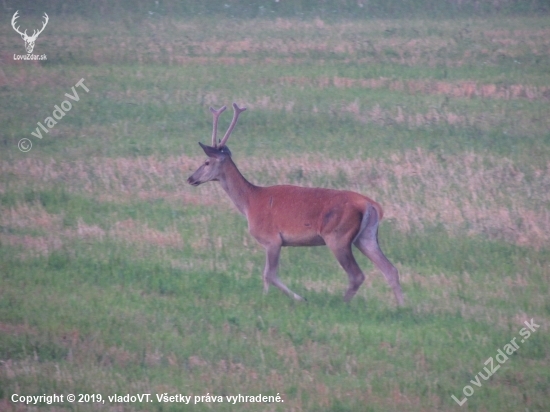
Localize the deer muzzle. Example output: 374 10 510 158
187 175 201 186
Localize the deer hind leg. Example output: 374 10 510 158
354 205 404 306
263 244 305 301
325 240 365 302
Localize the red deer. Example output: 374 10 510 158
187 103 404 305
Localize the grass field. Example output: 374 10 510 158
1 8 549 412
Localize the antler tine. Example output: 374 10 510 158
11 10 25 36
210 106 227 147
36 13 49 36
219 103 247 148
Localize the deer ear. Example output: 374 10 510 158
198 142 224 158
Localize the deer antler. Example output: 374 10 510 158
11 11 25 37
11 11 49 40
210 106 227 147
32 13 49 39
218 103 247 148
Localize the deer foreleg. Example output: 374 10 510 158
263 244 305 301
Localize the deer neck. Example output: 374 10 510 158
218 158 256 217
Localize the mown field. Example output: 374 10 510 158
1 10 549 412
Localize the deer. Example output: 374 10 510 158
187 103 404 306
11 11 49 54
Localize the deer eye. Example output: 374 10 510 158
205 161 210 166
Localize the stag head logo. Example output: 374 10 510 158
11 11 49 54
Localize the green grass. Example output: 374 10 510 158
1 10 549 412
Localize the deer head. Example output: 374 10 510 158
12 11 49 54
187 103 246 186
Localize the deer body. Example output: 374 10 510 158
188 104 404 305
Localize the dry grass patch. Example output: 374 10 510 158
3 17 548 70
0 233 63 258
282 76 550 101
0 202 61 231
338 101 549 134
243 151 549 247
302 269 380 298
401 266 550 329
0 322 37 336
111 219 183 249
0 203 183 257
0 65 67 89
0 356 163 412
3 151 549 248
